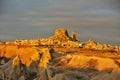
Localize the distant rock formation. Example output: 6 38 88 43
49 28 72 42
71 31 77 41
54 28 77 41
0 40 3 44
0 28 120 80
0 28 119 51
83 39 120 51
55 28 69 37
3 28 82 48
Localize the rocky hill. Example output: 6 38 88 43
2 28 120 51
0 28 120 80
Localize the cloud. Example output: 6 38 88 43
0 0 120 45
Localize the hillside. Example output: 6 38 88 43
0 28 120 80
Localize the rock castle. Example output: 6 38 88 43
1 28 120 51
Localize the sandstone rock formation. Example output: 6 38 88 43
58 54 120 72
83 39 120 51
55 28 69 37
0 45 120 80
0 41 3 44
71 31 77 41
2 28 119 51
0 28 120 80
38 48 51 68
52 28 77 41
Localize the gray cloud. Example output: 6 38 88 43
0 0 120 45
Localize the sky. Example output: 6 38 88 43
0 0 120 45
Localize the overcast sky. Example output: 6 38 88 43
0 0 120 45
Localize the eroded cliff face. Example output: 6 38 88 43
54 28 69 37
0 28 120 80
58 55 120 72
0 45 51 67
0 45 120 80
0 46 52 80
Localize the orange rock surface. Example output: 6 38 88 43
0 28 120 72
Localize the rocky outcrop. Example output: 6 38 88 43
54 28 69 37
51 28 78 41
46 66 120 80
2 28 119 51
0 47 52 80
0 41 3 44
0 46 120 80
38 48 51 68
83 39 120 51
0 45 52 68
71 31 77 41
0 28 120 79
3 28 82 48
58 54 120 72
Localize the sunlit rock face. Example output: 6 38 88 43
0 46 120 80
1 28 119 50
0 41 3 44
49 28 71 42
53 28 77 41
70 31 77 41
55 28 69 37
83 39 120 51
0 47 52 80
38 48 51 68
58 55 120 72
0 28 120 80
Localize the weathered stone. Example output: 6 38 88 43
39 48 51 68
71 31 77 41
0 40 3 44
12 55 20 66
55 28 69 37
